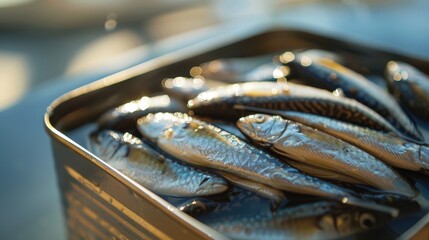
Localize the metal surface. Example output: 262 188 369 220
45 27 429 239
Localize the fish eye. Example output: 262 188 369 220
359 213 376 229
255 114 266 123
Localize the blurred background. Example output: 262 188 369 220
0 0 428 239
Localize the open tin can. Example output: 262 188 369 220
45 27 429 239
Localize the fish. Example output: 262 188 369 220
89 130 228 197
206 201 390 240
237 114 416 198
261 110 429 172
197 55 280 83
96 94 186 131
280 51 422 140
385 61 429 121
137 112 399 215
188 82 399 134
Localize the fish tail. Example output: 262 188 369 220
341 196 399 218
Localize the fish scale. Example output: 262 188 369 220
237 114 416 198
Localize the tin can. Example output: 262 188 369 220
45 28 429 239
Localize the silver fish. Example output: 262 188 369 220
237 114 415 198
273 110 429 172
207 201 389 240
89 130 228 197
281 51 422 140
96 94 186 130
137 113 399 215
386 61 429 121
187 82 399 134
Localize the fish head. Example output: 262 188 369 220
137 112 191 142
237 114 287 147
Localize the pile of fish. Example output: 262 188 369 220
90 49 429 239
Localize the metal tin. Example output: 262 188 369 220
45 27 429 239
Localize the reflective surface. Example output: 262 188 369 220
1 1 429 239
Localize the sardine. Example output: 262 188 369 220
207 201 389 240
266 110 429 172
386 61 429 121
97 94 186 131
89 130 228 197
188 82 399 134
237 114 415 198
281 51 422 140
137 113 399 215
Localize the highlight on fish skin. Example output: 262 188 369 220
236 114 416 198
89 130 228 197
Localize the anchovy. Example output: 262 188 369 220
385 61 429 121
207 201 389 240
271 110 429 172
137 113 399 215
281 51 422 140
237 114 415 198
188 82 399 134
89 130 228 197
97 94 186 130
